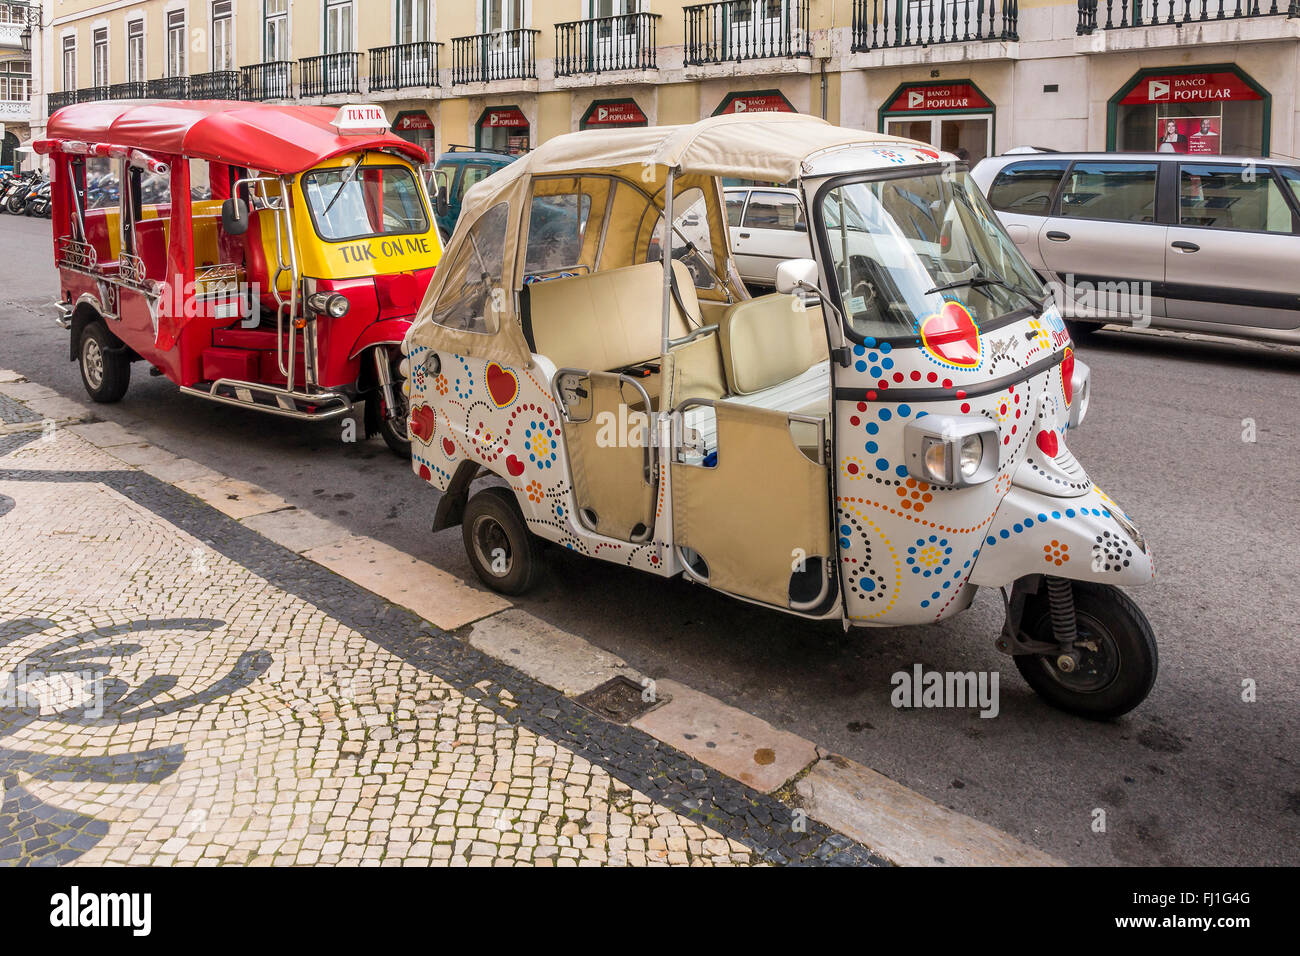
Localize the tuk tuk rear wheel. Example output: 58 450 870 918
78 322 130 404
462 486 542 596
1014 581 1157 720
375 347 410 459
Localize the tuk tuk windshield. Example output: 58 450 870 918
817 170 1044 341
302 163 429 242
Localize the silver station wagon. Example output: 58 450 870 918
971 152 1300 345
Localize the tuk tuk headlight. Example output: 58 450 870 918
307 292 350 318
905 415 1000 488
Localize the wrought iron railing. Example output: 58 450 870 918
1078 0 1294 32
189 70 242 99
146 76 189 99
300 52 362 97
684 0 811 64
556 12 661 75
241 62 294 101
852 0 1019 49
47 90 75 115
370 41 442 90
77 85 110 103
109 80 147 99
451 29 540 84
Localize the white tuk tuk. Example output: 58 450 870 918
401 114 1158 719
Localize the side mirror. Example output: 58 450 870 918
775 258 819 295
435 185 449 219
221 197 250 236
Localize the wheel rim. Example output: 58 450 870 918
1033 611 1121 694
471 514 512 578
82 337 104 390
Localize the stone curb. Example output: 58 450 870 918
0 368 1065 867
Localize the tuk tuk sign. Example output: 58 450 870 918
333 105 390 135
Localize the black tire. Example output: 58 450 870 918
1065 319 1100 343
1014 581 1157 720
7 195 25 215
461 486 542 596
78 322 131 403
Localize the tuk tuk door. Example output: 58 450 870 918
668 396 834 613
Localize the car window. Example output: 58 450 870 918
1057 162 1158 223
742 190 805 231
1280 167 1300 208
986 161 1069 215
458 163 495 200
302 165 430 242
725 191 747 227
430 202 509 334
1178 164 1292 233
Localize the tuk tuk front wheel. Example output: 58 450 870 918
462 486 542 596
78 322 130 404
1014 581 1157 721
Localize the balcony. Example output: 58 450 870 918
683 0 811 65
851 0 1018 50
189 70 242 100
47 91 75 115
370 41 442 91
109 80 147 99
300 52 362 98
1078 0 1296 32
147 76 189 99
241 62 293 101
0 99 29 121
77 85 109 103
451 29 540 85
556 12 661 76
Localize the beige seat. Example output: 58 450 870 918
718 293 828 395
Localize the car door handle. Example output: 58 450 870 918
1046 230 1070 241
737 232 750 239
1171 240 1200 253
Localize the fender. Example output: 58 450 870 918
348 319 413 361
969 482 1154 589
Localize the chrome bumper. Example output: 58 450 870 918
53 301 73 330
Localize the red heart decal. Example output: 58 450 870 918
442 437 456 458
1036 430 1059 459
1061 347 1075 407
506 454 525 477
409 404 435 443
486 362 518 408
418 463 431 482
920 301 981 369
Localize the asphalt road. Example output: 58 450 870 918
2 214 1296 866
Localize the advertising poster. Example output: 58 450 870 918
1155 116 1221 154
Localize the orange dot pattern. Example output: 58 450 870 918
1044 540 1069 566
895 477 935 513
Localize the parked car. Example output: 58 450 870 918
971 152 1300 345
430 146 515 239
723 186 811 290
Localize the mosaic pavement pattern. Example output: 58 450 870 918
0 428 876 867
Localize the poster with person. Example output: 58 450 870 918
1156 117 1221 154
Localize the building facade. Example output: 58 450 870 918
0 1 35 167
32 0 1300 165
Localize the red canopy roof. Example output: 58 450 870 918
45 100 428 174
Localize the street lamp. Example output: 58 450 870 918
20 26 31 54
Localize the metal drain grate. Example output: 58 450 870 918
575 675 661 724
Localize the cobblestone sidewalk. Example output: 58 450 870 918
0 425 873 867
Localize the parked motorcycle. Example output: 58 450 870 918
3 171 43 215
25 179 51 218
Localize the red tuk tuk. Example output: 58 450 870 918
35 101 443 455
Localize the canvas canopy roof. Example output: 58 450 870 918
410 114 922 369
42 101 428 174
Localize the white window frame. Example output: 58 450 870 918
323 0 356 54
165 7 188 78
264 0 290 61
126 18 147 84
394 0 430 44
212 1 236 72
61 33 77 92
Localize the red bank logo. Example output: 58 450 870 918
1148 80 1170 101
908 90 925 109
